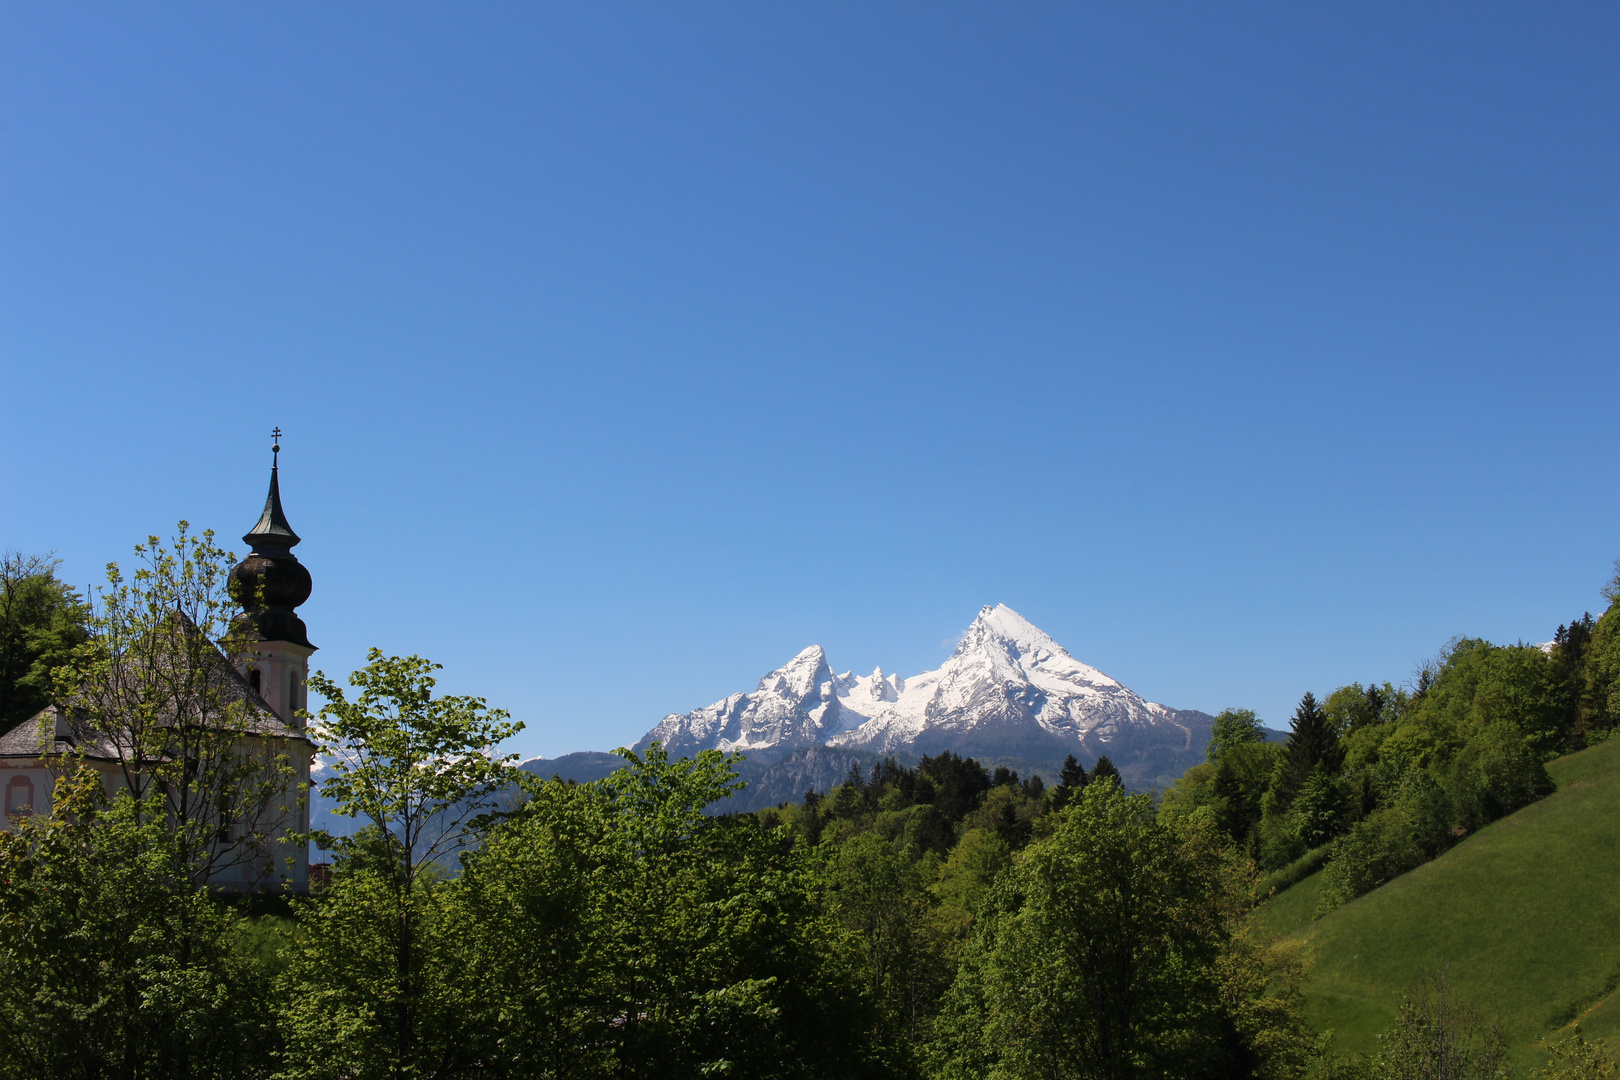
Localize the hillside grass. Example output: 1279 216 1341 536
1256 734 1620 1068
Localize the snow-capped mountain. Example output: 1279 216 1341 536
636 643 847 759
633 605 1212 789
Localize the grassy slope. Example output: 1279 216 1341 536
1254 735 1620 1067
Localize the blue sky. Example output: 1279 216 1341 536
4 4 1617 758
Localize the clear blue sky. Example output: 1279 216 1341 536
4 4 1617 758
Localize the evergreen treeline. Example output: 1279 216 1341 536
1161 564 1620 914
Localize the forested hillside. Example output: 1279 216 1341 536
1159 564 1620 915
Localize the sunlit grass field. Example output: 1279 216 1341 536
1253 735 1620 1068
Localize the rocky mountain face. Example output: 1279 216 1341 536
625 604 1213 801
635 644 845 761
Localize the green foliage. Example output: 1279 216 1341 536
1290 766 1349 849
289 649 525 1079
306 650 525 881
934 782 1307 1080
1372 969 1509 1080
56 524 298 886
0 551 90 730
1274 693 1344 807
0 770 275 1079
442 744 881 1079
1315 804 1426 916
930 827 1011 942
1218 741 1281 844
1582 562 1620 736
1533 1030 1620 1080
1322 684 1400 738
1210 707 1267 762
1317 723 1552 913
1049 751 1089 811
1256 843 1335 903
1090 754 1122 788
823 830 945 1067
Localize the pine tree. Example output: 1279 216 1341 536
1088 756 1121 788
1049 753 1088 811
1274 692 1342 805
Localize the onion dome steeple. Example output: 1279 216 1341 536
229 429 315 650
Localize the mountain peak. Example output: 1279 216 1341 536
762 644 831 698
958 603 1066 659
633 606 1211 785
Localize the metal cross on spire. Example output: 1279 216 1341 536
272 427 282 467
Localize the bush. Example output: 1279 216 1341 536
1257 843 1337 900
1316 807 1425 915
1448 721 1554 831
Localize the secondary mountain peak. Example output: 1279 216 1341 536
759 644 831 699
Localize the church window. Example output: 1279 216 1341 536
6 776 33 817
249 668 262 694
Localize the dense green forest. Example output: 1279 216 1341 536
1 540 1618 1079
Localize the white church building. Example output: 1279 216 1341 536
0 445 319 892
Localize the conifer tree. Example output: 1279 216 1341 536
1274 691 1342 805
1088 755 1121 788
1049 753 1088 811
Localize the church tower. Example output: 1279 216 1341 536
228 429 315 726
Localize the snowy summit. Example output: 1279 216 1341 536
635 605 1211 787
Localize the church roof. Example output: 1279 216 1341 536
243 465 301 553
2 616 311 764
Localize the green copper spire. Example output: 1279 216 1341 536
230 427 314 649
243 427 301 553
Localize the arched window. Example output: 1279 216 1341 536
6 776 33 818
289 671 301 714
248 668 262 694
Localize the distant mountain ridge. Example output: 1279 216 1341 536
525 605 1216 809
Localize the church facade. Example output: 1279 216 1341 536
0 445 320 892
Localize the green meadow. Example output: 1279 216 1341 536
1257 735 1620 1068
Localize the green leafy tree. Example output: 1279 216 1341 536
1208 708 1265 763
57 524 298 887
0 769 275 1080
444 745 879 1079
1323 684 1397 738
1212 741 1279 848
824 830 948 1065
1534 1030 1620 1080
0 552 89 730
285 650 522 1080
1585 563 1620 734
930 826 1011 942
1289 765 1347 848
935 782 1296 1080
1388 638 1568 763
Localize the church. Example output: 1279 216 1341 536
0 440 319 892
